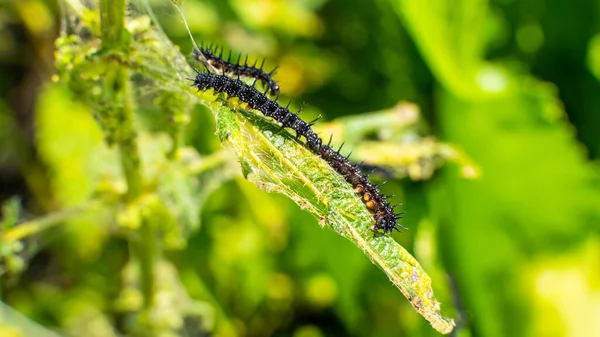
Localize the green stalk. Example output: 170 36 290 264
100 0 155 311
0 202 104 244
114 71 142 200
137 214 157 309
100 0 125 50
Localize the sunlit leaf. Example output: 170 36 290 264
211 102 455 334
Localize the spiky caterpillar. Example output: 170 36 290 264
191 70 404 233
193 43 280 96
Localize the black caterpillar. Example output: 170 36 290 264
191 69 404 233
193 43 280 96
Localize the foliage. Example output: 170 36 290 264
1 0 600 337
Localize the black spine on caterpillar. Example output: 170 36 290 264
191 70 404 234
317 145 404 233
193 43 280 96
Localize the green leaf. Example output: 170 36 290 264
391 0 492 98
210 101 456 334
393 1 600 336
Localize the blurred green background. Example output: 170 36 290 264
1 0 600 336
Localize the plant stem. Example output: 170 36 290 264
100 0 156 310
101 0 125 50
0 201 104 243
137 214 156 309
115 71 143 200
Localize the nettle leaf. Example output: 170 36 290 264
208 101 455 334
